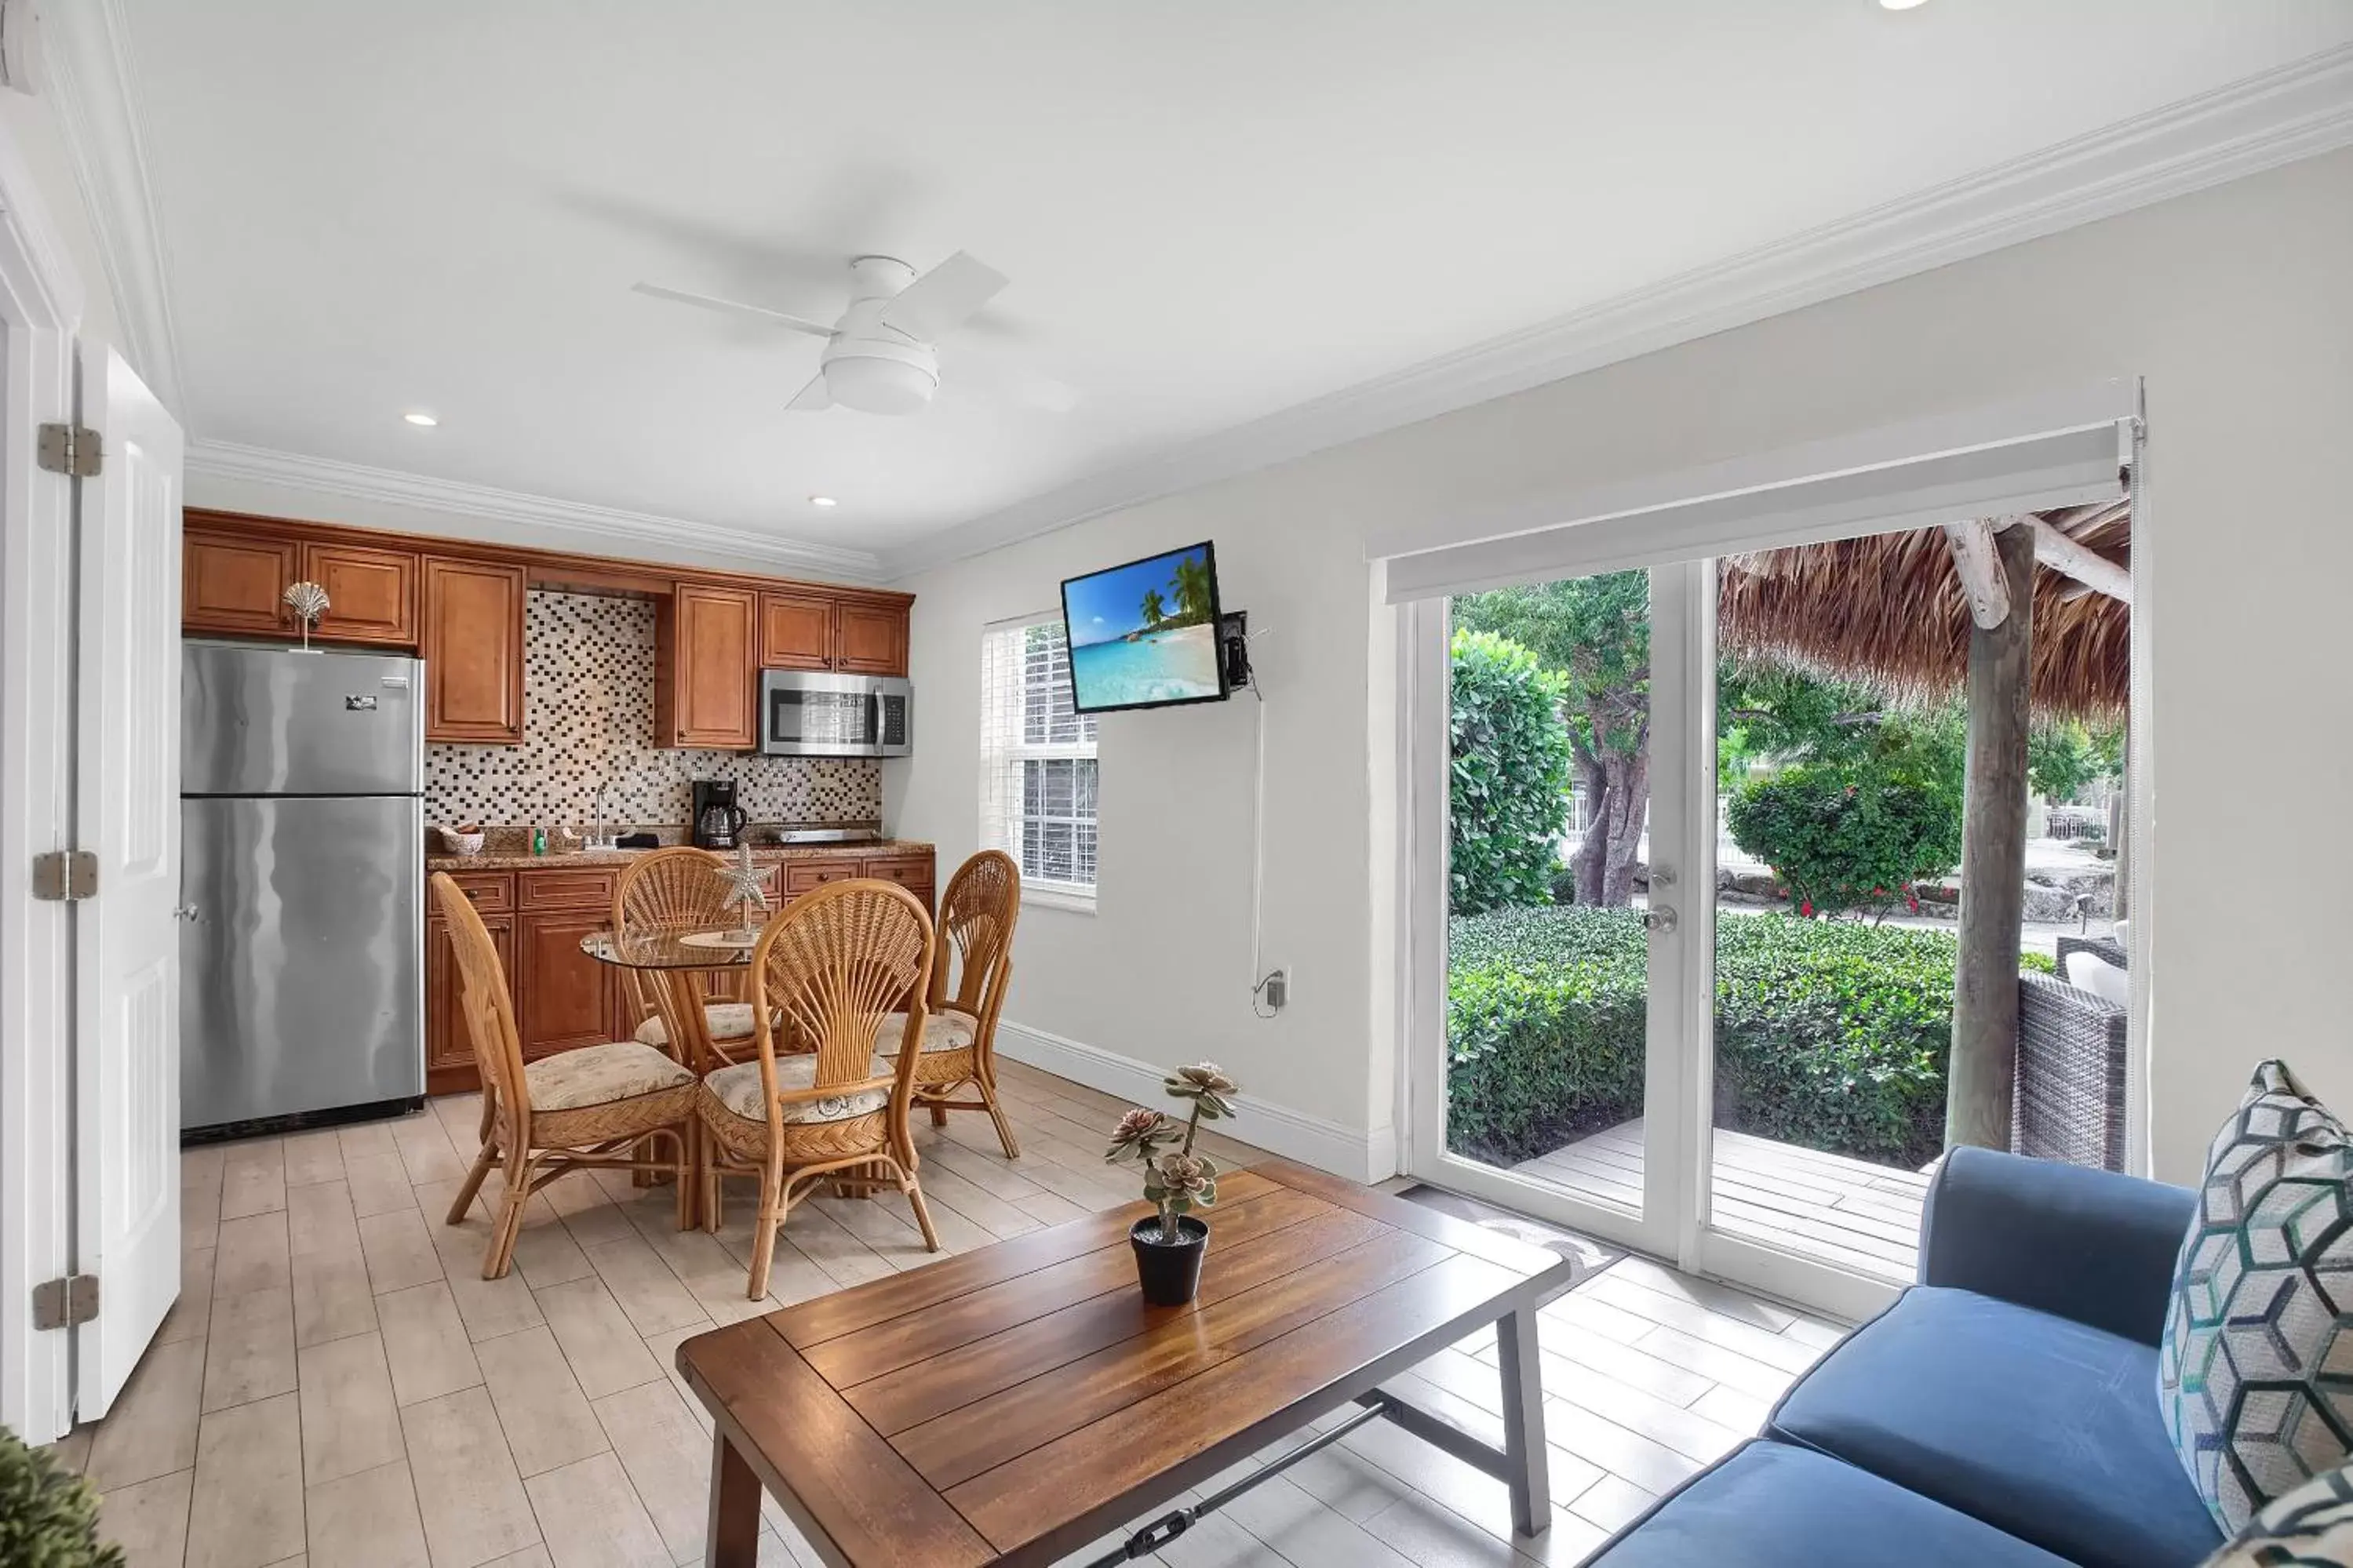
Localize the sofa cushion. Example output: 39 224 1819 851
2162 1059 2353 1533
2202 1464 2353 1567
1590 1440 2074 1568
1770 1286 2222 1568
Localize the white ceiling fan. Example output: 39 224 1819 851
632 253 1075 417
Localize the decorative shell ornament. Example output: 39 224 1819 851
716 842 770 941
282 580 330 651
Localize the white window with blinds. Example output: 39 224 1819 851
980 613 1101 910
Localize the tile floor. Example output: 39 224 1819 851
56 1060 1851 1568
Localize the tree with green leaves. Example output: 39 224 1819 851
1448 630 1572 914
1172 555 1215 623
1455 573 1650 906
1138 587 1167 628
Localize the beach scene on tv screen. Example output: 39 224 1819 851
1065 544 1222 708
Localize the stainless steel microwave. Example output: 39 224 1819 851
757 669 912 757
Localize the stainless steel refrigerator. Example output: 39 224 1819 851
181 642 426 1133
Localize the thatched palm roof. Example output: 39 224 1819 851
1718 502 2129 716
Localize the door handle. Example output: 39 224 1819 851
1643 905 1677 934
174 904 201 922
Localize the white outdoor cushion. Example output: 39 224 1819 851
2064 952 2131 1008
701 1054 891 1125
876 1010 978 1057
634 1002 759 1048
523 1041 694 1112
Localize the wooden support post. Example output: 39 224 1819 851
1946 522 2036 1152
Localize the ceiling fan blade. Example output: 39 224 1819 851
784 373 832 413
880 251 1008 341
631 282 836 340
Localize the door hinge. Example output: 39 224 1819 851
36 422 101 477
31 849 98 900
32 1275 99 1331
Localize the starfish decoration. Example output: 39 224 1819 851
717 842 769 933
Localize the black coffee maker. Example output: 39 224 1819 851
690 779 749 849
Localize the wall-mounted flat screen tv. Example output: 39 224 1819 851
1060 540 1228 714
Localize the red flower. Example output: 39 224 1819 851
1799 899 1814 918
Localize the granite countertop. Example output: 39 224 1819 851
426 839 934 871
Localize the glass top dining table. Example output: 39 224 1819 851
578 927 760 970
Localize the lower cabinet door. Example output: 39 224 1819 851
425 912 512 1086
515 908 625 1057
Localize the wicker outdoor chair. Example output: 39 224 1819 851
430 872 696 1277
880 849 1024 1159
2015 937 2128 1172
612 846 763 1063
694 878 942 1297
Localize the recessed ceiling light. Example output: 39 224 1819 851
403 412 438 427
1879 0 1928 9
809 495 838 508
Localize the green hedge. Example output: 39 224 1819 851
1448 907 2052 1170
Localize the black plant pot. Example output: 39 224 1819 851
1130 1215 1209 1304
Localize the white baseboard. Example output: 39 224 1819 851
995 1020 1397 1184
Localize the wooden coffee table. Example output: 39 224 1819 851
676 1159 1576 1566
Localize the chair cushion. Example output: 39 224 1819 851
702 1055 891 1125
2162 1059 2353 1533
2202 1464 2353 1567
2064 951 2131 1006
632 1002 759 1048
523 1041 694 1113
876 1010 978 1057
1770 1286 2222 1568
1590 1441 2074 1568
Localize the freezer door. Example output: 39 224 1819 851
183 642 425 795
180 795 424 1129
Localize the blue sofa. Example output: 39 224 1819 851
1590 1146 2224 1568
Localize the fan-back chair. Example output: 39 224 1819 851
430 872 695 1278
611 846 764 1062
694 878 942 1297
882 849 1024 1158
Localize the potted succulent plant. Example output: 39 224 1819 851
1105 1062 1238 1304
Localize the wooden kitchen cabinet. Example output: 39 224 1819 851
423 556 526 744
656 583 756 748
303 541 417 646
424 871 514 1094
515 906 628 1057
759 592 836 671
184 530 297 635
834 602 910 675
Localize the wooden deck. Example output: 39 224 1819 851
1514 1119 1931 1280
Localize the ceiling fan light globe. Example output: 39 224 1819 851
823 352 937 416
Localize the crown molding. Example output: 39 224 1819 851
881 45 2353 581
185 440 886 580
41 0 186 418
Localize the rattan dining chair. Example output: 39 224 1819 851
880 849 1023 1158
430 872 698 1278
694 879 941 1297
612 846 763 1063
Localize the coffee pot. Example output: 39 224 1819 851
691 780 749 849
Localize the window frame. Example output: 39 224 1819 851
981 613 1101 913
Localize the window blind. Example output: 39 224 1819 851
979 613 1101 903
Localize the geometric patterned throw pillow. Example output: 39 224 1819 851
2162 1060 2353 1534
2201 1464 2353 1567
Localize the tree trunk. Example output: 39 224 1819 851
1569 743 1608 906
1598 748 1651 907
1946 523 2036 1152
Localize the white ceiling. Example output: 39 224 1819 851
102 2 2353 572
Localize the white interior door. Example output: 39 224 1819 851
73 344 184 1417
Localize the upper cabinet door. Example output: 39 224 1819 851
302 542 418 646
660 583 756 748
759 591 835 671
423 557 526 744
184 530 296 636
834 602 910 675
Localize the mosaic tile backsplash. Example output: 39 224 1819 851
424 590 882 830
